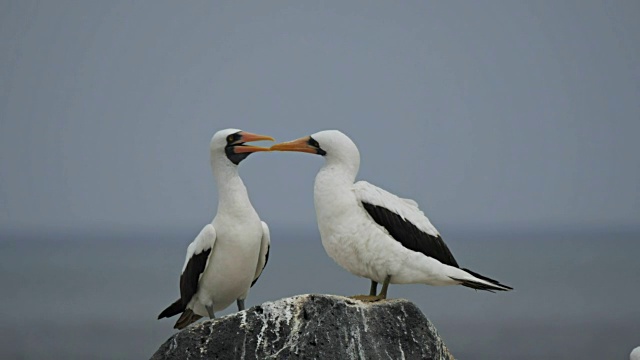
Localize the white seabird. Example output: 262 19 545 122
158 129 273 329
271 130 512 301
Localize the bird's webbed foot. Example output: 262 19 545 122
348 294 385 302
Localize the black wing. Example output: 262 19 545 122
362 202 459 267
251 243 269 287
179 248 212 306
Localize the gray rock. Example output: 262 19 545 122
151 294 455 360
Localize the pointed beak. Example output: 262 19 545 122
270 136 317 154
234 131 275 153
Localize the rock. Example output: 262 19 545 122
151 294 455 360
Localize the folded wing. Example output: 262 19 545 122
353 181 458 267
251 222 271 287
180 224 217 305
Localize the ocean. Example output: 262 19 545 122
1 227 638 359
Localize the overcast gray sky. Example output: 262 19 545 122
1 1 638 234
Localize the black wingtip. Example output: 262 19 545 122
158 298 184 319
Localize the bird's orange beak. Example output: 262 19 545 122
270 136 316 154
234 131 275 153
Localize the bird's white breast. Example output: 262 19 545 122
313 170 390 282
195 209 263 313
315 190 397 283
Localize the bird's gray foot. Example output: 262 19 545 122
205 304 216 319
237 299 245 311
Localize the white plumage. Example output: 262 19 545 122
272 130 511 299
158 129 272 329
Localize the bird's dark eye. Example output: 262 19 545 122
226 135 234 143
308 137 320 148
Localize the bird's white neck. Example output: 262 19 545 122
314 158 359 219
317 151 360 184
316 162 357 187
211 159 254 215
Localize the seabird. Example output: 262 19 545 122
271 130 512 301
158 129 274 329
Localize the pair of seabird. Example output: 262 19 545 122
159 129 511 329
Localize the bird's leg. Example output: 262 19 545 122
237 299 245 311
349 277 389 302
205 304 216 319
378 275 391 300
369 280 378 296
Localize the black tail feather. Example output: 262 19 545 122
451 268 513 292
158 299 184 319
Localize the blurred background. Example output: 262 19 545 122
1 1 638 359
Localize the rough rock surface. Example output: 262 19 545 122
151 294 454 360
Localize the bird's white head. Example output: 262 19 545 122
209 128 275 166
270 130 360 176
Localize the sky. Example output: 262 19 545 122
1 0 639 235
